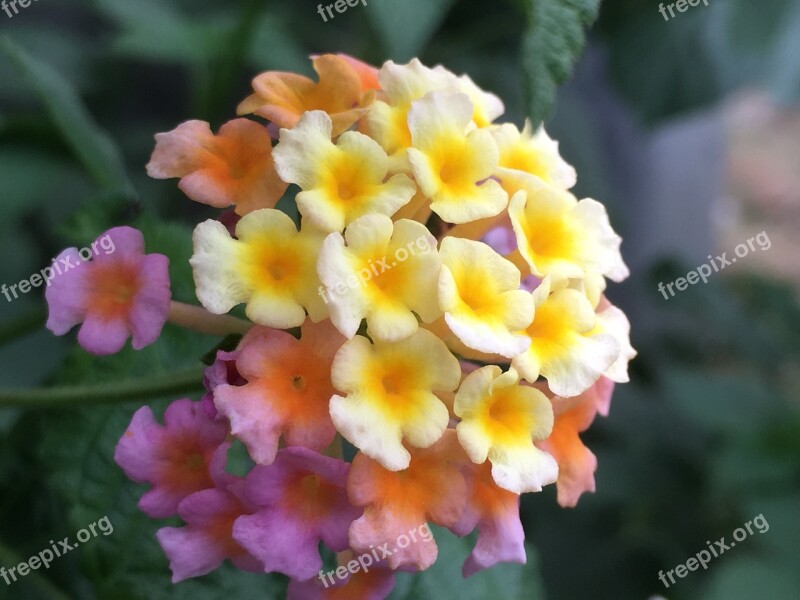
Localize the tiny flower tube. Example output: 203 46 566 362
114 398 231 518
232 447 362 582
191 208 327 329
454 366 558 494
272 110 416 233
45 226 171 355
146 119 288 216
330 329 461 471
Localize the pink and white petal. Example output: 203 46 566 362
45 248 89 335
113 406 165 482
462 504 526 577
91 226 145 262
215 384 282 465
76 313 130 355
157 527 226 583
233 509 322 581
147 120 214 179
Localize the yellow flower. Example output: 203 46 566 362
438 237 533 358
272 111 416 233
512 278 620 397
491 120 576 193
365 59 460 163
191 209 326 329
592 299 637 384
455 366 558 493
407 92 508 224
330 329 461 470
318 215 441 341
455 73 505 128
508 177 628 284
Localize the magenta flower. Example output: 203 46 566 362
157 481 263 582
45 226 171 355
232 447 362 581
114 398 231 518
201 349 245 419
451 460 526 577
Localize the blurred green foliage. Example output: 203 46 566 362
0 0 798 599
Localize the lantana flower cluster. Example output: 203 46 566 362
45 54 635 599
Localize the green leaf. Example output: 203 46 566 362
0 36 136 200
521 0 600 125
599 6 721 123
365 0 459 60
90 0 213 64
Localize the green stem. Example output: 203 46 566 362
168 301 251 336
0 538 73 600
0 368 205 410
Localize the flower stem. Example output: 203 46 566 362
0 367 205 409
168 301 251 337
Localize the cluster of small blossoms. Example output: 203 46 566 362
44 54 636 599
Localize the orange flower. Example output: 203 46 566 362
213 320 345 465
318 53 381 92
535 377 614 507
147 119 287 216
347 430 468 571
238 54 374 136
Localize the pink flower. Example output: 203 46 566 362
214 320 344 465
157 481 263 582
114 398 230 518
232 447 362 581
45 226 171 355
201 349 245 419
451 460 526 577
